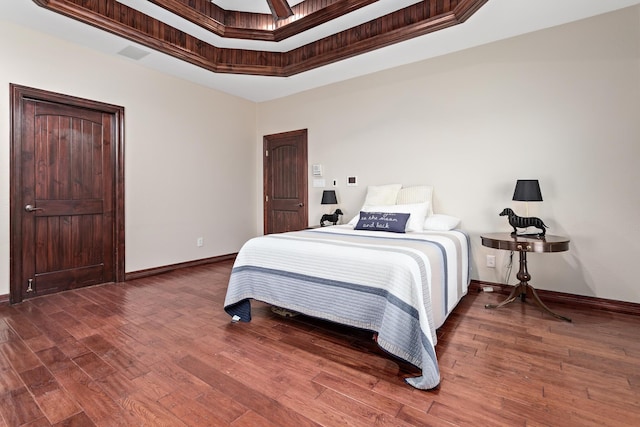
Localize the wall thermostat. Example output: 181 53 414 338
312 164 323 177
347 176 358 186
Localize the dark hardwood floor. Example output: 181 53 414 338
1 261 639 426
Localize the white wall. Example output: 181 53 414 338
0 21 258 296
1 6 638 305
257 6 640 303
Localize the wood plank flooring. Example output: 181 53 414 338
1 260 639 426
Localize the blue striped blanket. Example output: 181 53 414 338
224 226 470 389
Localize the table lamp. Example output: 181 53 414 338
320 190 342 226
501 179 547 236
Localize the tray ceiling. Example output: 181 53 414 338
2 0 639 101
31 0 489 77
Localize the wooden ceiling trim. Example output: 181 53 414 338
32 0 489 77
149 0 274 41
282 0 488 75
148 0 376 42
147 0 230 38
266 0 294 20
273 0 378 41
33 0 284 75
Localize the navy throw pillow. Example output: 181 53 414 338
354 211 410 233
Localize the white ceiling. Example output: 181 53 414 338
213 0 307 14
2 0 639 102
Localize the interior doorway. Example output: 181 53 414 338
263 129 308 234
9 84 125 303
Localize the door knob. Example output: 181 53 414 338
24 204 44 212
298 203 304 207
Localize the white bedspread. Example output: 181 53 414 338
224 225 470 389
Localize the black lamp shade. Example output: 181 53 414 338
321 190 338 205
512 180 543 202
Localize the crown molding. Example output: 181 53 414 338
32 0 488 77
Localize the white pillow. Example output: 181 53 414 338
424 214 460 231
363 184 402 206
397 186 434 216
349 202 429 232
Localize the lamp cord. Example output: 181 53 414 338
504 251 514 284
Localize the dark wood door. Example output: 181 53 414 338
10 85 125 303
263 129 308 234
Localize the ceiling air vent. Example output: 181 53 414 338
117 45 150 60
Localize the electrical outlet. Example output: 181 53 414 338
486 254 496 268
197 237 204 247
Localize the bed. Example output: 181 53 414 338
223 185 470 390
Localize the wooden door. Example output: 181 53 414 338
263 129 308 234
10 85 125 303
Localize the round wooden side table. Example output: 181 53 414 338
481 232 571 322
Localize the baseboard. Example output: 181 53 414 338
3 266 637 317
124 253 237 281
470 280 640 317
0 254 237 306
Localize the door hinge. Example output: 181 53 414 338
265 150 268 157
26 278 34 293
265 195 269 202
